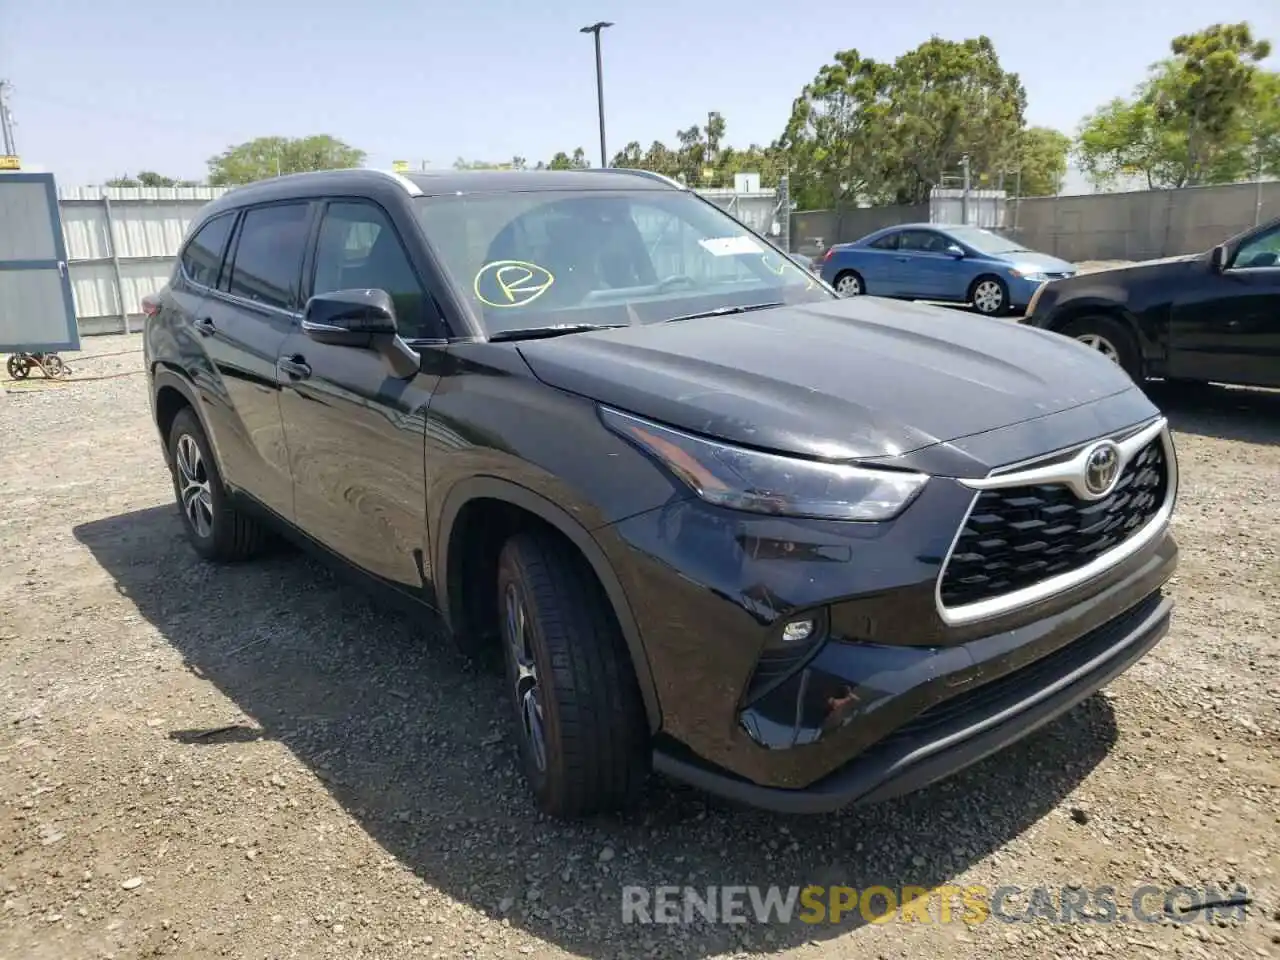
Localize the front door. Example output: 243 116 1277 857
1169 221 1280 388
892 229 953 299
0 172 79 352
278 198 446 589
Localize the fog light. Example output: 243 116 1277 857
781 619 815 644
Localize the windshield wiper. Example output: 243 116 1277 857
488 323 626 342
664 301 784 324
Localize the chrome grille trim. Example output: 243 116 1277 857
935 418 1177 627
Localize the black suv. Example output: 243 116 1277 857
1022 216 1280 388
144 168 1179 817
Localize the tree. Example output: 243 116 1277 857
546 148 589 170
207 135 365 186
1076 23 1273 189
1012 127 1072 196
106 170 198 188
1241 70 1280 178
778 36 1028 208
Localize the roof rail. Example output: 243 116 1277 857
583 167 687 190
369 169 424 196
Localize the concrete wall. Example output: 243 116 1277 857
792 180 1280 262
1008 181 1280 262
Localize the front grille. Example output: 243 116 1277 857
939 438 1168 609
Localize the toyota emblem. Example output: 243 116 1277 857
1083 441 1122 497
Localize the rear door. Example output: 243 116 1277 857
1168 221 1280 388
0 172 78 351
277 197 446 588
194 201 313 520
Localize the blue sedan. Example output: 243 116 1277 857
818 223 1077 315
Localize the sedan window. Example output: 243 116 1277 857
1233 224 1280 269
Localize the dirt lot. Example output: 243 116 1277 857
2 334 1279 960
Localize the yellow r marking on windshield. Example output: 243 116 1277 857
474 260 556 308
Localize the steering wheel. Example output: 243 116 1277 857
656 275 697 292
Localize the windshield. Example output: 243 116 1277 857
946 226 1028 256
414 189 833 336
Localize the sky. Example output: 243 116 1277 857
2 0 1278 191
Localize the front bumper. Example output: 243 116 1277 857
599 414 1177 811
654 586 1170 814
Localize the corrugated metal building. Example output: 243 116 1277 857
58 185 230 335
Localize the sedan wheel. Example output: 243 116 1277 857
835 273 863 296
1075 333 1122 365
972 279 1006 315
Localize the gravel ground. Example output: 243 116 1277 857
2 334 1279 960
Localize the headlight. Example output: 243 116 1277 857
601 408 928 521
1008 268 1048 281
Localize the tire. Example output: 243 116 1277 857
969 275 1010 316
166 407 270 562
1057 315 1142 382
833 270 864 297
7 354 29 380
496 530 648 818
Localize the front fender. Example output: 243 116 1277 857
434 476 662 732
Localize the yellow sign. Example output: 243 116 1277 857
474 260 555 308
391 160 410 173
0 156 20 171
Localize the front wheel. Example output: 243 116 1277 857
497 531 648 818
970 276 1009 316
833 270 864 297
7 354 29 380
1058 316 1142 382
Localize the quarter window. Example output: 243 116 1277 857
312 201 439 339
226 203 311 310
180 213 235 288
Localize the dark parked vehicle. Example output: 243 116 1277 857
1022 216 1280 388
819 223 1076 314
143 168 1178 818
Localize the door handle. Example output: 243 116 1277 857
193 316 216 336
278 355 312 380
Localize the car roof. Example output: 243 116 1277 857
198 167 682 221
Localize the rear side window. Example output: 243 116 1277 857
180 213 235 287
226 203 311 310
868 233 898 250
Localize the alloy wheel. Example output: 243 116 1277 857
836 274 862 296
504 582 547 772
1076 333 1122 364
175 434 214 538
973 280 1004 314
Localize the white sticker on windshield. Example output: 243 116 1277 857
698 236 764 257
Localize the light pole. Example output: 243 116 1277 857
579 21 613 168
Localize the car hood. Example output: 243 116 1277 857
515 297 1135 462
1004 251 1076 274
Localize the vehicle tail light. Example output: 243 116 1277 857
141 296 161 318
822 248 835 263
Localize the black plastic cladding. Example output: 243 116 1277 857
939 439 1169 608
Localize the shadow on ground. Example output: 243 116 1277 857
75 505 1118 957
1145 381 1280 446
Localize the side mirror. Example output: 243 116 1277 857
946 244 966 259
303 288 398 343
1209 244 1228 273
301 288 420 379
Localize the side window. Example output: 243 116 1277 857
179 213 235 288
1232 224 1280 270
312 201 440 339
898 230 947 253
868 233 898 251
226 203 311 310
